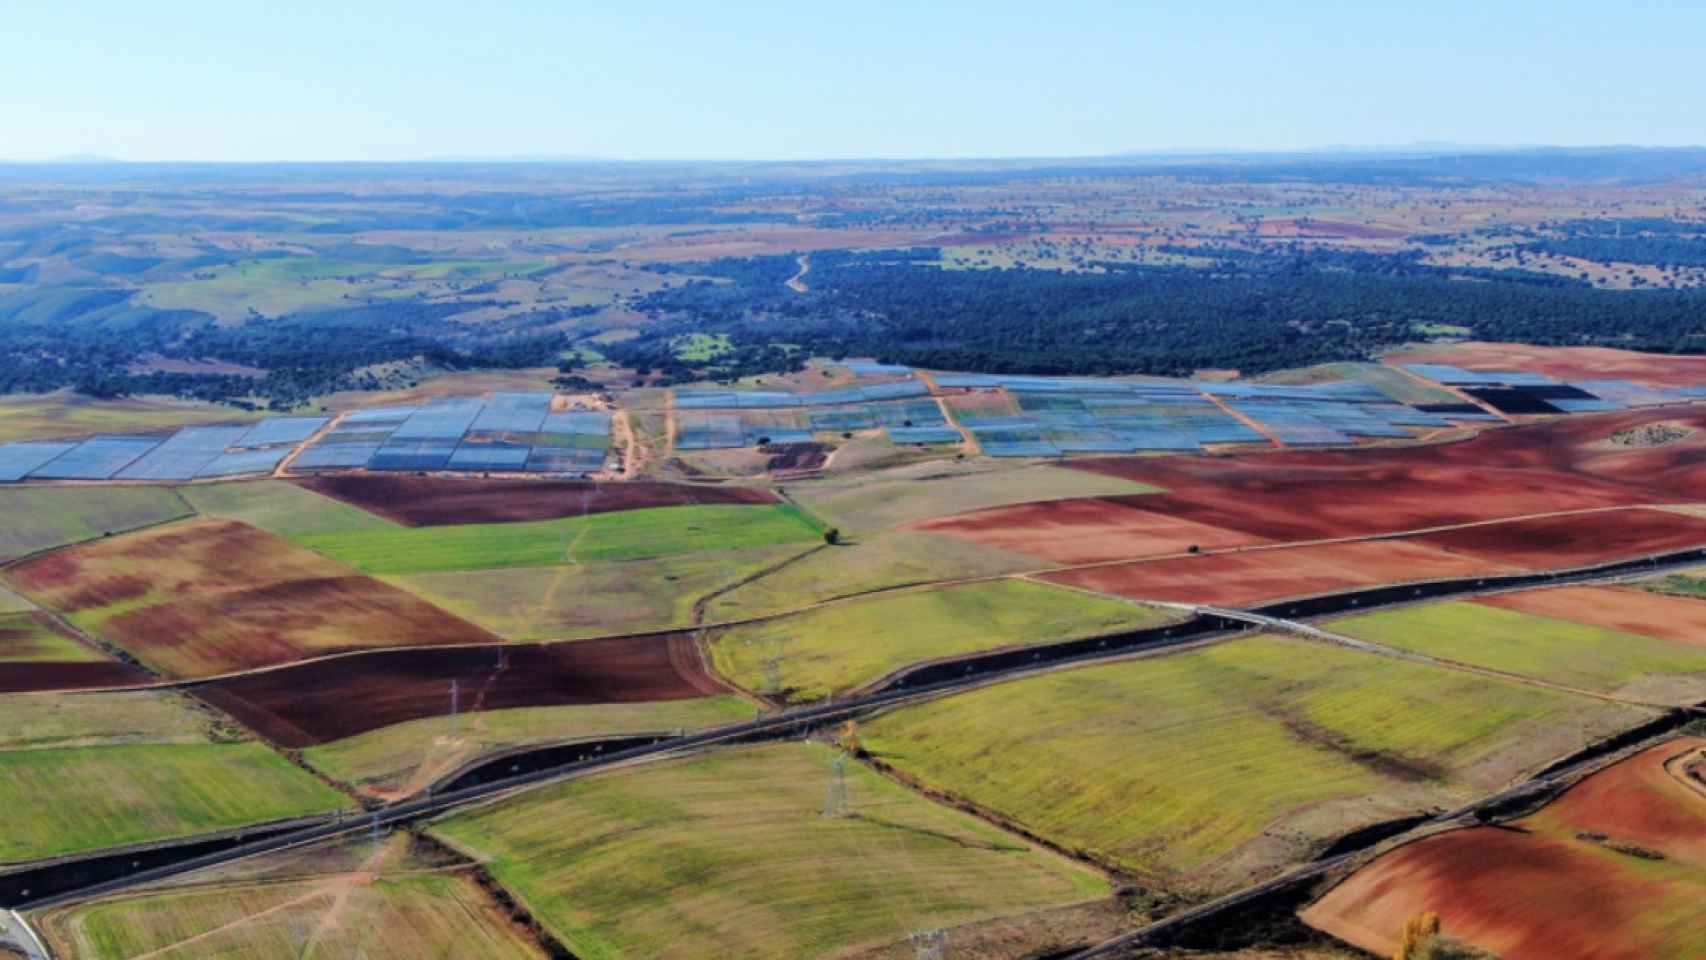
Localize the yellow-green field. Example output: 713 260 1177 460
0 583 34 613
0 391 258 443
791 460 1158 532
431 742 1108 960
861 635 1653 894
0 691 349 864
709 579 1169 701
1328 601 1706 701
296 503 823 575
36 833 546 960
0 612 103 663
177 479 396 539
387 544 816 640
304 697 754 798
0 486 192 561
702 529 1039 621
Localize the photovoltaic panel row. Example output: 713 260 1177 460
370 438 460 471
1226 401 1353 445
843 360 912 376
341 405 420 424
390 397 486 441
526 447 606 473
470 392 551 434
888 426 962 444
197 447 292 478
115 426 250 481
448 444 532 472
0 442 77 482
540 410 611 436
676 414 745 450
293 442 382 470
747 427 815 445
30 436 162 480
236 417 329 448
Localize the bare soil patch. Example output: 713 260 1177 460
1390 341 1706 388
1040 539 1518 606
1408 507 1706 569
1302 738 1706 960
293 474 778 527
1476 586 1706 649
195 633 725 747
909 495 1266 564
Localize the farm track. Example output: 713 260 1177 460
12 544 1706 914
9 502 1692 700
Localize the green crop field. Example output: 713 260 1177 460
791 460 1159 532
1637 569 1706 600
703 529 1039 621
0 691 349 864
709 578 1169 700
178 479 397 539
304 697 753 797
0 486 192 561
431 742 1108 960
0 583 35 613
37 834 546 960
0 744 350 863
861 635 1652 894
0 612 103 663
388 544 815 640
297 503 823 575
1328 601 1706 699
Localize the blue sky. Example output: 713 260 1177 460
4 1 1702 161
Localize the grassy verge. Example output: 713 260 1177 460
178 479 397 538
431 742 1108 960
387 544 815 640
1329 601 1706 698
0 486 191 562
297 503 823 575
304 697 754 797
709 578 1169 701
862 634 1652 894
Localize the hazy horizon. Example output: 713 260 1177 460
7 1 1704 163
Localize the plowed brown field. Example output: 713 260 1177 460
907 495 1266 564
195 633 726 747
4 519 496 677
294 475 778 527
1302 737 1706 960
1409 508 1706 568
1039 539 1520 606
1476 586 1706 648
1065 407 1706 542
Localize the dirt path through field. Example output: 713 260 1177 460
785 254 810 292
273 412 347 477
122 885 338 960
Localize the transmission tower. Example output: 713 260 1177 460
909 929 947 960
822 752 850 818
449 678 460 737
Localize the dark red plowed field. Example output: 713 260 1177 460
0 661 149 693
1302 738 1706 959
194 633 727 747
294 475 779 527
1039 539 1520 606
908 496 1266 564
1064 408 1706 543
1408 508 1706 568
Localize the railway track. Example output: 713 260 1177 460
12 544 1706 916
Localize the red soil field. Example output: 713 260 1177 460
1390 341 1706 388
0 662 148 694
194 633 726 747
1474 586 1706 649
4 520 496 678
293 475 779 527
908 496 1267 565
1302 738 1706 960
1407 507 1706 569
1039 539 1519 607
1064 407 1706 543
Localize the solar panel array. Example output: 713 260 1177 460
29 436 163 480
841 360 913 376
676 396 957 449
1398 364 1706 416
286 396 611 476
115 426 251 481
0 442 77 482
675 380 931 409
